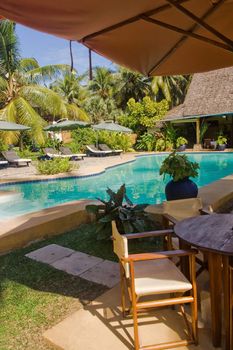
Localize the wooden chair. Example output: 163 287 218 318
112 221 198 350
162 198 211 276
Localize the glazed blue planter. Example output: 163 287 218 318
217 144 226 151
165 177 198 201
177 144 186 152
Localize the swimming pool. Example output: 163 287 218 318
1 152 233 219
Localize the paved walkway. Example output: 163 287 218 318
26 245 222 350
26 244 120 288
0 153 141 181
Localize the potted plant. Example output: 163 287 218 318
159 151 199 200
216 135 227 151
176 136 188 152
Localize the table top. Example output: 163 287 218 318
174 214 233 255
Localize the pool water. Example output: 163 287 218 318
1 153 233 219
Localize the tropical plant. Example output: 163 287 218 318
114 67 152 110
136 133 156 151
176 136 188 148
159 151 199 182
36 158 75 175
51 72 90 121
97 130 133 152
88 67 114 100
216 135 227 145
155 138 173 152
86 184 157 240
82 95 119 123
118 97 169 134
200 121 209 143
151 75 191 107
0 20 70 145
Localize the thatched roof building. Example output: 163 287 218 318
164 67 233 122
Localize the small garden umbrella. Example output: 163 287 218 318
0 120 30 131
92 121 132 133
44 120 90 132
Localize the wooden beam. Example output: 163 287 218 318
141 15 233 53
148 0 226 75
165 0 232 47
196 118 200 144
80 0 189 42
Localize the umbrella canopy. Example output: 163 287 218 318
1 0 233 75
92 121 132 133
44 120 90 131
0 120 30 131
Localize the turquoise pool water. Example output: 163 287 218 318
1 152 233 219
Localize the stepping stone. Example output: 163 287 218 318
26 244 75 264
80 260 120 288
51 251 103 276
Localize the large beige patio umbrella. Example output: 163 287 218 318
1 0 233 76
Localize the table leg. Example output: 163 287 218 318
222 255 230 350
208 252 222 347
179 239 191 279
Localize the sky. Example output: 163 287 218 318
16 24 114 75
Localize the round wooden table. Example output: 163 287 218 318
174 214 233 349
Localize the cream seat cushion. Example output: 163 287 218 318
134 258 192 296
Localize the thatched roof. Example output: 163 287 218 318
164 67 233 121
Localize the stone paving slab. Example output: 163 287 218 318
80 260 120 288
44 284 219 350
51 251 103 276
25 244 75 264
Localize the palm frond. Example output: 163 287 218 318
13 97 46 144
0 20 20 77
65 103 90 121
26 64 71 84
19 58 39 72
19 85 67 117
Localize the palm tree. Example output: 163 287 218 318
0 20 70 145
88 67 114 99
114 67 152 110
151 75 191 107
51 72 90 121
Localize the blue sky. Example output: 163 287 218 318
16 24 114 75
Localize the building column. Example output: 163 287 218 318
196 118 200 144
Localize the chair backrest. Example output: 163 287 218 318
86 144 98 152
2 150 19 161
99 144 111 151
112 221 130 278
163 197 203 221
44 148 59 155
60 147 71 155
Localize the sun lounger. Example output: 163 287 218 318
59 147 86 160
98 143 123 155
86 145 112 157
43 148 70 159
2 151 31 167
0 160 8 167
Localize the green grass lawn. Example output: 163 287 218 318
0 223 161 350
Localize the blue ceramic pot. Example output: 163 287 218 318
165 177 198 201
217 144 226 151
177 144 186 152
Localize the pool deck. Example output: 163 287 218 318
1 151 233 254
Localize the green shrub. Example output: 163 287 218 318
136 133 156 151
155 138 173 152
36 158 76 175
19 147 42 160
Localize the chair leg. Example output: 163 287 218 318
120 263 127 317
132 294 140 350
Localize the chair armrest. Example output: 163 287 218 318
163 213 178 225
122 249 197 262
200 208 212 215
123 229 173 240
